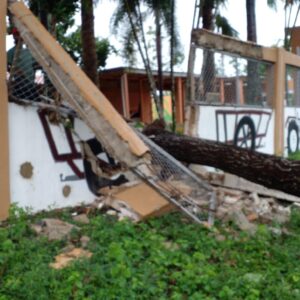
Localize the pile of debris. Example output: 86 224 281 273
92 165 297 234
28 163 298 270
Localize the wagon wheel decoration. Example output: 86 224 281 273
233 116 256 150
287 120 299 154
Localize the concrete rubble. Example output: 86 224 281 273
31 218 79 241
30 166 296 236
92 165 295 233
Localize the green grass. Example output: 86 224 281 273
1 206 300 299
288 150 300 160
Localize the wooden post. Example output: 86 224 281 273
0 1 10 220
140 80 152 124
274 48 285 156
175 77 184 124
219 78 225 103
239 79 244 105
121 73 130 119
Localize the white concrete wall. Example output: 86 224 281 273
197 104 300 157
197 104 275 155
9 103 95 212
284 106 300 155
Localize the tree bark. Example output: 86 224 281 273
246 0 257 42
201 1 215 99
81 0 99 87
155 8 164 116
143 127 300 197
245 0 261 105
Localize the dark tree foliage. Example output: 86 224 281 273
57 26 115 70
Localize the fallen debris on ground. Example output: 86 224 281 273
31 218 79 241
92 168 294 233
98 181 175 221
50 248 92 269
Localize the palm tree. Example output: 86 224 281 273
111 0 182 122
245 0 278 104
246 0 257 42
200 0 236 99
283 0 300 50
81 0 99 86
170 0 176 131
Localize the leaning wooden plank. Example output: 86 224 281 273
8 1 148 166
0 0 10 220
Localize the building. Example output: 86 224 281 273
99 67 186 125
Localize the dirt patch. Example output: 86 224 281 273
62 185 71 197
20 162 33 179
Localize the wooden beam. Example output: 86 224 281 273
0 1 10 220
282 50 300 69
140 80 152 124
274 48 285 156
192 29 265 61
9 1 148 161
262 47 277 63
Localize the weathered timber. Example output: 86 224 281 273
143 127 300 197
0 0 10 220
192 28 264 60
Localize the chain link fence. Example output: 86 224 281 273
192 48 275 106
286 64 300 107
7 37 59 105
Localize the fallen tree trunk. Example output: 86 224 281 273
143 126 300 197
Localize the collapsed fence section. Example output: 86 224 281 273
6 1 216 224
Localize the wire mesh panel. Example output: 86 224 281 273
192 48 275 106
286 65 300 107
7 38 59 105
134 130 216 225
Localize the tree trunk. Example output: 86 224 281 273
201 1 215 100
143 127 300 197
125 0 162 119
155 8 164 117
245 0 261 105
246 0 257 42
81 0 99 87
170 0 176 132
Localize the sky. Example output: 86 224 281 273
5 1 296 71
92 0 290 71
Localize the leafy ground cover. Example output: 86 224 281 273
288 150 300 160
1 206 300 300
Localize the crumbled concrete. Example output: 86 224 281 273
73 214 90 224
230 210 257 235
80 235 90 248
40 218 79 241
